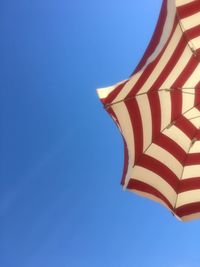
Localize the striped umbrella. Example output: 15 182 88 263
97 0 200 221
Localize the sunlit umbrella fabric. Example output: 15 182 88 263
97 0 200 221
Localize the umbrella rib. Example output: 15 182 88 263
105 87 198 109
98 1 200 220
188 115 200 121
133 103 200 160
173 127 200 211
176 10 199 60
131 102 200 168
104 10 200 111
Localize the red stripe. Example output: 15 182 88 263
176 116 198 140
103 81 128 106
132 0 167 75
127 20 179 99
107 106 120 128
127 179 173 210
170 91 182 123
121 138 129 186
194 131 200 139
195 82 200 108
155 133 186 164
170 56 199 121
135 154 179 192
175 202 200 218
177 1 200 19
172 56 198 89
100 0 169 105
149 35 188 92
185 28 200 58
179 178 200 192
125 99 143 162
107 107 131 186
99 0 200 221
185 153 200 165
128 58 163 97
196 48 200 58
185 25 200 39
148 92 161 138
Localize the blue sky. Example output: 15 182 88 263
1 0 200 266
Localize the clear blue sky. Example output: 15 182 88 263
1 0 200 266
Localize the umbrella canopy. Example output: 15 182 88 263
97 0 200 221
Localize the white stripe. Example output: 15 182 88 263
112 102 135 187
183 105 199 119
159 46 192 89
191 36 200 50
97 86 115 99
141 0 176 74
136 95 152 151
112 71 143 103
131 166 177 206
182 165 200 179
176 0 195 7
190 117 200 128
183 63 200 88
96 80 126 100
180 12 200 31
123 165 134 189
159 91 171 130
138 25 182 94
182 61 200 122
181 212 200 221
176 189 200 208
163 125 191 152
182 89 195 114
145 143 183 177
184 106 200 128
190 140 200 153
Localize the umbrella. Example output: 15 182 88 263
97 0 200 221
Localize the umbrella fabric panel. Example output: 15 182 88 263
97 0 200 221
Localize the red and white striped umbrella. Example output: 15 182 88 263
97 0 200 221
